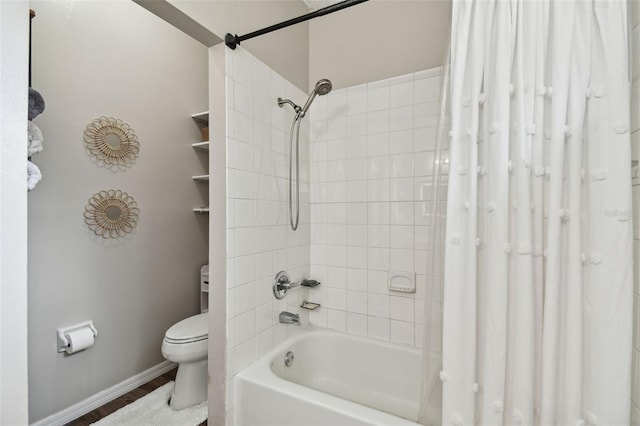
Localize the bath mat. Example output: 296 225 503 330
91 381 207 426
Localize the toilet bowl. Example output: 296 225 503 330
161 313 208 410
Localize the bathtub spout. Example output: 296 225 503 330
279 311 300 326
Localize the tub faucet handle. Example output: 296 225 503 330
279 311 300 326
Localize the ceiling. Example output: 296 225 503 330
301 0 344 11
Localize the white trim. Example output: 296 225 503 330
30 361 176 426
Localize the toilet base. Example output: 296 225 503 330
170 359 208 410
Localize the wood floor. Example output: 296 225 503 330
65 368 207 426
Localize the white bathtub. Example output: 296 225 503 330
234 327 422 426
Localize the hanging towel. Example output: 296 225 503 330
27 160 42 191
27 121 44 156
28 88 45 120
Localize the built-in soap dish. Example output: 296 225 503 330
300 300 321 310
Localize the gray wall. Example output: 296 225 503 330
309 0 451 90
27 1 208 421
168 0 310 91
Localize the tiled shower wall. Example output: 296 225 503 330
632 2 640 423
307 68 447 347
224 47 311 420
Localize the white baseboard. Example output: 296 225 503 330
30 360 176 426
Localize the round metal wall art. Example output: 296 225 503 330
84 116 139 166
84 189 139 238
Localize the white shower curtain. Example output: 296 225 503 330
441 1 633 425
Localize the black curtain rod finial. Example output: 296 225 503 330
225 33 239 50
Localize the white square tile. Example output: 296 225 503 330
309 307 328 327
327 309 347 331
391 154 414 178
368 202 390 225
368 293 390 318
235 282 256 314
255 302 273 333
415 299 425 325
368 316 390 341
368 179 390 202
327 139 347 161
254 251 273 279
235 310 256 344
390 81 414 108
347 84 368 115
234 337 256 373
327 224 347 245
348 180 368 202
234 199 255 227
415 324 424 348
346 135 368 159
390 106 414 131
327 287 347 311
368 110 390 134
368 224 390 248
255 277 273 306
413 126 437 152
390 320 415 346
390 225 414 249
368 270 389 294
328 117 347 140
327 266 347 288
390 130 414 154
327 245 348 267
391 248 415 272
368 247 390 271
234 113 254 145
234 81 254 117
234 140 255 171
235 227 255 256
347 290 367 314
368 156 390 179
327 90 347 120
327 160 347 182
256 328 273 358
235 255 256 285
391 202 414 225
347 158 368 180
367 86 390 112
347 113 368 137
415 151 435 177
347 268 368 291
414 102 439 128
348 203 368 225
327 203 347 223
390 296 415 322
347 224 368 247
368 132 390 157
414 77 441 104
390 178 414 202
347 312 367 336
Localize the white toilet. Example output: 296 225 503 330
161 312 208 410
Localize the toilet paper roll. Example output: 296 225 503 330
65 327 95 354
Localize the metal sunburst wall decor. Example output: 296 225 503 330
84 189 139 238
84 116 140 166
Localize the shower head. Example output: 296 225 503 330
299 78 333 117
315 79 333 96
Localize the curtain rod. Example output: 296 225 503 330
225 0 368 50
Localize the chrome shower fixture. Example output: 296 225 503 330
278 78 333 231
299 79 332 117
277 78 333 119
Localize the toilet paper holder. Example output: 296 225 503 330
57 321 98 353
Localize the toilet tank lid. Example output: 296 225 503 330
165 313 208 342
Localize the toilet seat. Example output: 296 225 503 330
164 313 208 344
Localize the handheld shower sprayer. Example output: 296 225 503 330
278 79 333 230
